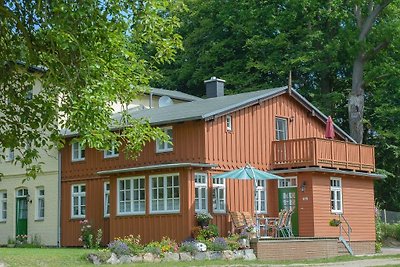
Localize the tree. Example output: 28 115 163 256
0 0 183 179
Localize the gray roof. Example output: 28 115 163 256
65 85 356 143
149 88 202 102
114 86 288 125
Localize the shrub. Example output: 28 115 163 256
108 240 131 256
159 237 178 253
226 234 240 251
197 224 219 240
179 241 197 254
144 242 162 256
116 235 143 255
209 237 228 251
79 220 103 249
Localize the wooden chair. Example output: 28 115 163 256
229 211 247 234
268 209 288 237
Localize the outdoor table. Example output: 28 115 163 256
257 216 279 237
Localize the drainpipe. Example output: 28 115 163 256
149 92 153 108
57 150 61 247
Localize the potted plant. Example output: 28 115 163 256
7 237 15 248
329 218 341 227
195 211 213 228
245 224 257 239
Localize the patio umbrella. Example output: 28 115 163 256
325 116 335 139
213 164 284 225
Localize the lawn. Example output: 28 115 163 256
1 248 400 267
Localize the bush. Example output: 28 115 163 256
116 235 143 255
79 220 103 249
226 234 240 251
209 237 228 251
179 241 197 254
144 243 162 256
381 223 400 240
197 224 219 240
108 240 131 256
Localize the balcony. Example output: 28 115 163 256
271 138 375 172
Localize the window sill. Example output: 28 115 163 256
331 211 343 215
71 159 85 162
0 220 6 223
70 216 85 220
117 212 146 217
212 211 226 214
149 211 180 215
156 150 173 154
35 218 44 222
104 155 119 159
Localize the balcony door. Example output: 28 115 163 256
278 177 298 236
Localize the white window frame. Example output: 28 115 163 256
104 182 110 217
255 180 267 214
156 127 173 153
117 177 146 215
71 142 85 161
226 115 232 131
36 187 45 220
104 144 119 158
0 191 7 222
149 173 180 214
71 184 86 219
5 148 14 162
195 173 208 212
330 177 343 214
212 177 226 213
278 177 298 188
275 117 288 141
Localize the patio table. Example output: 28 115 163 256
256 216 279 237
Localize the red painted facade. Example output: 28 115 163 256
60 91 377 246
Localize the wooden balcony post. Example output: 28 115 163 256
359 145 362 170
313 138 318 166
330 139 334 168
345 142 348 169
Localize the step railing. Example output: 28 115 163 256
339 214 353 255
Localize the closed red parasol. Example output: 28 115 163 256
325 116 335 139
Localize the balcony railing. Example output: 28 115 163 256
271 138 375 172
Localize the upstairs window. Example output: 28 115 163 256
195 173 208 212
71 184 86 218
275 117 288 140
156 127 173 153
5 148 14 162
212 177 226 213
72 142 85 161
226 115 232 131
36 187 45 220
331 177 342 213
0 191 6 222
104 144 119 158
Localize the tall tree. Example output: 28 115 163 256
0 0 183 179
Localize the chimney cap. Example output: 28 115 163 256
204 77 226 84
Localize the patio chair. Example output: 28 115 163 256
282 208 295 237
268 209 289 237
229 211 247 234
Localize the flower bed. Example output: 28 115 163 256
86 232 256 264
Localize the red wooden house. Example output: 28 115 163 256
60 78 380 256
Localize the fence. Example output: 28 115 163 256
380 209 400 224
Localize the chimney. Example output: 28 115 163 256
204 77 225 98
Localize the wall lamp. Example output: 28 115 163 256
301 181 306 192
26 193 32 203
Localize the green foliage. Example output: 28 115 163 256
179 241 198 254
115 234 143 255
375 206 383 252
143 237 178 256
197 224 219 240
0 0 184 178
226 234 240 251
381 223 400 240
79 220 102 249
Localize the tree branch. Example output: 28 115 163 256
359 0 393 41
354 5 363 28
365 40 390 61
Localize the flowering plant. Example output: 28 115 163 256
195 212 213 223
16 234 28 245
78 219 102 249
329 218 341 227
245 224 257 233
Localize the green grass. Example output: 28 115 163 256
1 248 400 267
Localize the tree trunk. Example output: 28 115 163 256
349 52 365 143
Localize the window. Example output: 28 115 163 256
195 173 208 212
71 184 86 218
118 177 145 215
72 142 85 161
36 187 45 220
5 148 14 162
212 177 225 213
0 191 6 222
150 174 180 213
156 127 173 153
104 182 110 217
104 144 119 158
226 115 232 131
275 117 288 140
278 177 297 188
331 177 342 213
255 180 267 213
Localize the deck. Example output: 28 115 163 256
271 138 375 172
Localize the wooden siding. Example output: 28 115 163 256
61 120 205 180
272 138 375 172
311 173 375 241
205 94 334 171
295 173 315 237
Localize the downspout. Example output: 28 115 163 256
149 92 153 108
57 150 61 247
